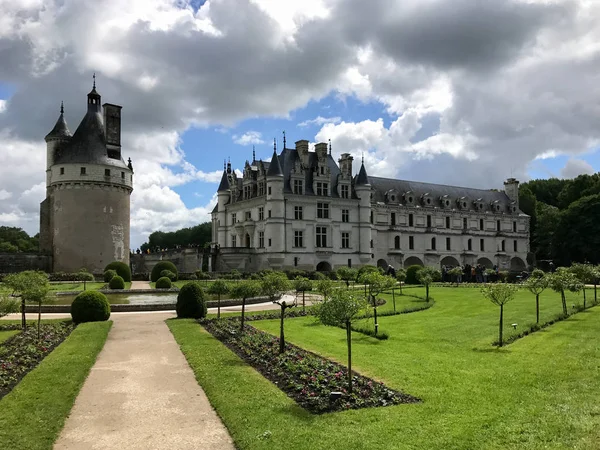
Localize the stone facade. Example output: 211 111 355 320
39 80 133 273
211 139 530 273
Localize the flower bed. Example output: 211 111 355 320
201 318 419 413
0 322 75 399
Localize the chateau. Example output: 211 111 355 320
212 138 530 273
39 78 133 273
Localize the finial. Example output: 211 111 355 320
60 101 64 115
252 145 256 162
329 138 332 155
223 159 226 170
362 153 364 164
93 72 96 89
274 137 277 152
283 130 286 149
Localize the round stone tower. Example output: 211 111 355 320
39 77 134 274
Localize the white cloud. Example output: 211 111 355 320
0 190 11 201
298 116 341 127
560 158 595 179
233 131 265 146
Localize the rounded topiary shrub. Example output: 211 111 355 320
151 261 178 282
160 269 176 281
71 291 111 323
103 269 117 283
176 282 207 319
109 275 125 290
405 265 424 285
156 276 172 289
104 261 132 282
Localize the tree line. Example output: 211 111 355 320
519 173 600 266
139 222 211 253
0 227 39 253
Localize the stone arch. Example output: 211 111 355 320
510 257 526 272
477 257 493 268
394 235 400 249
440 256 460 267
377 259 388 270
404 256 424 267
316 261 332 272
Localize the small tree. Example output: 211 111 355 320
524 269 548 323
0 295 20 318
336 267 358 289
569 263 595 308
416 267 440 302
448 267 463 286
75 269 94 291
481 283 518 347
315 277 335 301
207 280 229 319
230 281 261 331
274 296 295 354
260 272 292 302
548 267 583 316
293 277 312 312
4 270 50 335
395 268 407 295
314 289 368 394
358 272 395 334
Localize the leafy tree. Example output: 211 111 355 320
207 280 229 318
358 272 395 335
0 226 39 253
75 269 94 291
230 281 261 331
293 277 312 312
4 271 50 337
448 267 463 286
557 173 600 209
0 295 19 318
314 289 368 394
524 269 548 323
548 267 583 316
533 202 560 262
521 178 567 208
417 267 440 302
481 283 518 347
315 278 335 301
336 267 357 288
260 272 292 301
395 268 406 295
273 296 295 354
141 222 212 252
569 263 595 308
555 195 600 265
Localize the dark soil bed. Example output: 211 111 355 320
200 318 420 414
0 322 75 399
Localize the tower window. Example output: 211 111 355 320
513 221 517 232
497 220 501 231
60 167 65 175
268 186 272 195
480 219 484 230
409 236 414 250
427 215 432 228
409 214 414 227
431 237 436 250
446 216 450 229
105 169 111 177
121 172 125 179
80 167 86 175
501 240 505 252
391 212 396 226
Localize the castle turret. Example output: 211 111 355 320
266 142 285 256
216 167 230 248
354 158 372 262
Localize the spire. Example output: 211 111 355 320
93 72 96 89
128 157 134 172
45 101 71 141
266 146 283 177
329 139 332 155
273 137 277 153
355 157 369 186
227 157 231 174
87 73 101 113
283 130 286 149
223 159 226 170
252 146 256 162
217 167 230 191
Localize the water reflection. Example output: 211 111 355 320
50 292 178 305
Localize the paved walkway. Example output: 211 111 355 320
53 312 235 450
129 280 152 290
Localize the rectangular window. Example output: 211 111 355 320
341 232 350 249
409 236 414 250
80 167 86 175
348 258 352 268
370 211 373 224
258 207 264 221
342 209 349 223
231 213 237 224
463 218 467 229
294 257 299 267
258 183 265 196
431 238 436 250
341 185 349 199
497 220 501 231
294 231 304 248
446 237 451 250
316 226 327 248
268 186 272 195
121 171 125 179
391 212 396 226
427 215 432 228
316 182 328 196
317 202 329 219
409 214 414 227
480 219 484 230
293 179 303 194
514 240 517 252
231 235 237 247
513 221 517 232
259 231 264 248
268 238 272 247
268 210 272 218
294 206 303 220
501 240 506 252
480 238 485 251
446 217 450 229
60 167 65 175
468 239 472 251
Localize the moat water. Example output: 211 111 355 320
50 292 178 305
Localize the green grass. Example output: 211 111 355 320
47 282 131 292
0 321 112 450
169 286 600 450
0 330 19 343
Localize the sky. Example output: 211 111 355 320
1 0 599 250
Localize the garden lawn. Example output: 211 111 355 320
0 321 112 450
169 286 600 450
48 282 131 292
0 330 19 343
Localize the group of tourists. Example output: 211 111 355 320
441 263 499 283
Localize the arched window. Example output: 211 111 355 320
431 237 436 250
394 236 400 249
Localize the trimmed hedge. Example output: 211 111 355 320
405 265 424 285
71 291 111 323
160 270 177 281
156 277 172 289
176 282 206 319
151 261 178 282
103 269 117 283
108 275 125 289
104 261 132 282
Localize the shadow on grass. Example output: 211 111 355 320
471 346 511 354
273 403 316 422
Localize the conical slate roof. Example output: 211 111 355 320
266 149 283 177
217 169 230 191
45 113 71 141
355 162 369 186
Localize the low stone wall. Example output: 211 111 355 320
0 253 52 274
130 248 210 275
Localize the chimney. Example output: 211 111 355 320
315 142 328 159
503 177 519 209
295 139 309 165
103 103 122 158
338 153 353 178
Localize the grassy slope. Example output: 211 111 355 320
0 321 112 450
170 286 600 450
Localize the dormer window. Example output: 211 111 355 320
441 195 451 208
458 197 469 209
316 182 328 196
405 192 414 205
340 184 349 199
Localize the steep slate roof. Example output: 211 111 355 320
217 170 230 191
45 113 71 140
355 162 369 186
279 147 342 197
266 148 283 176
369 176 517 210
